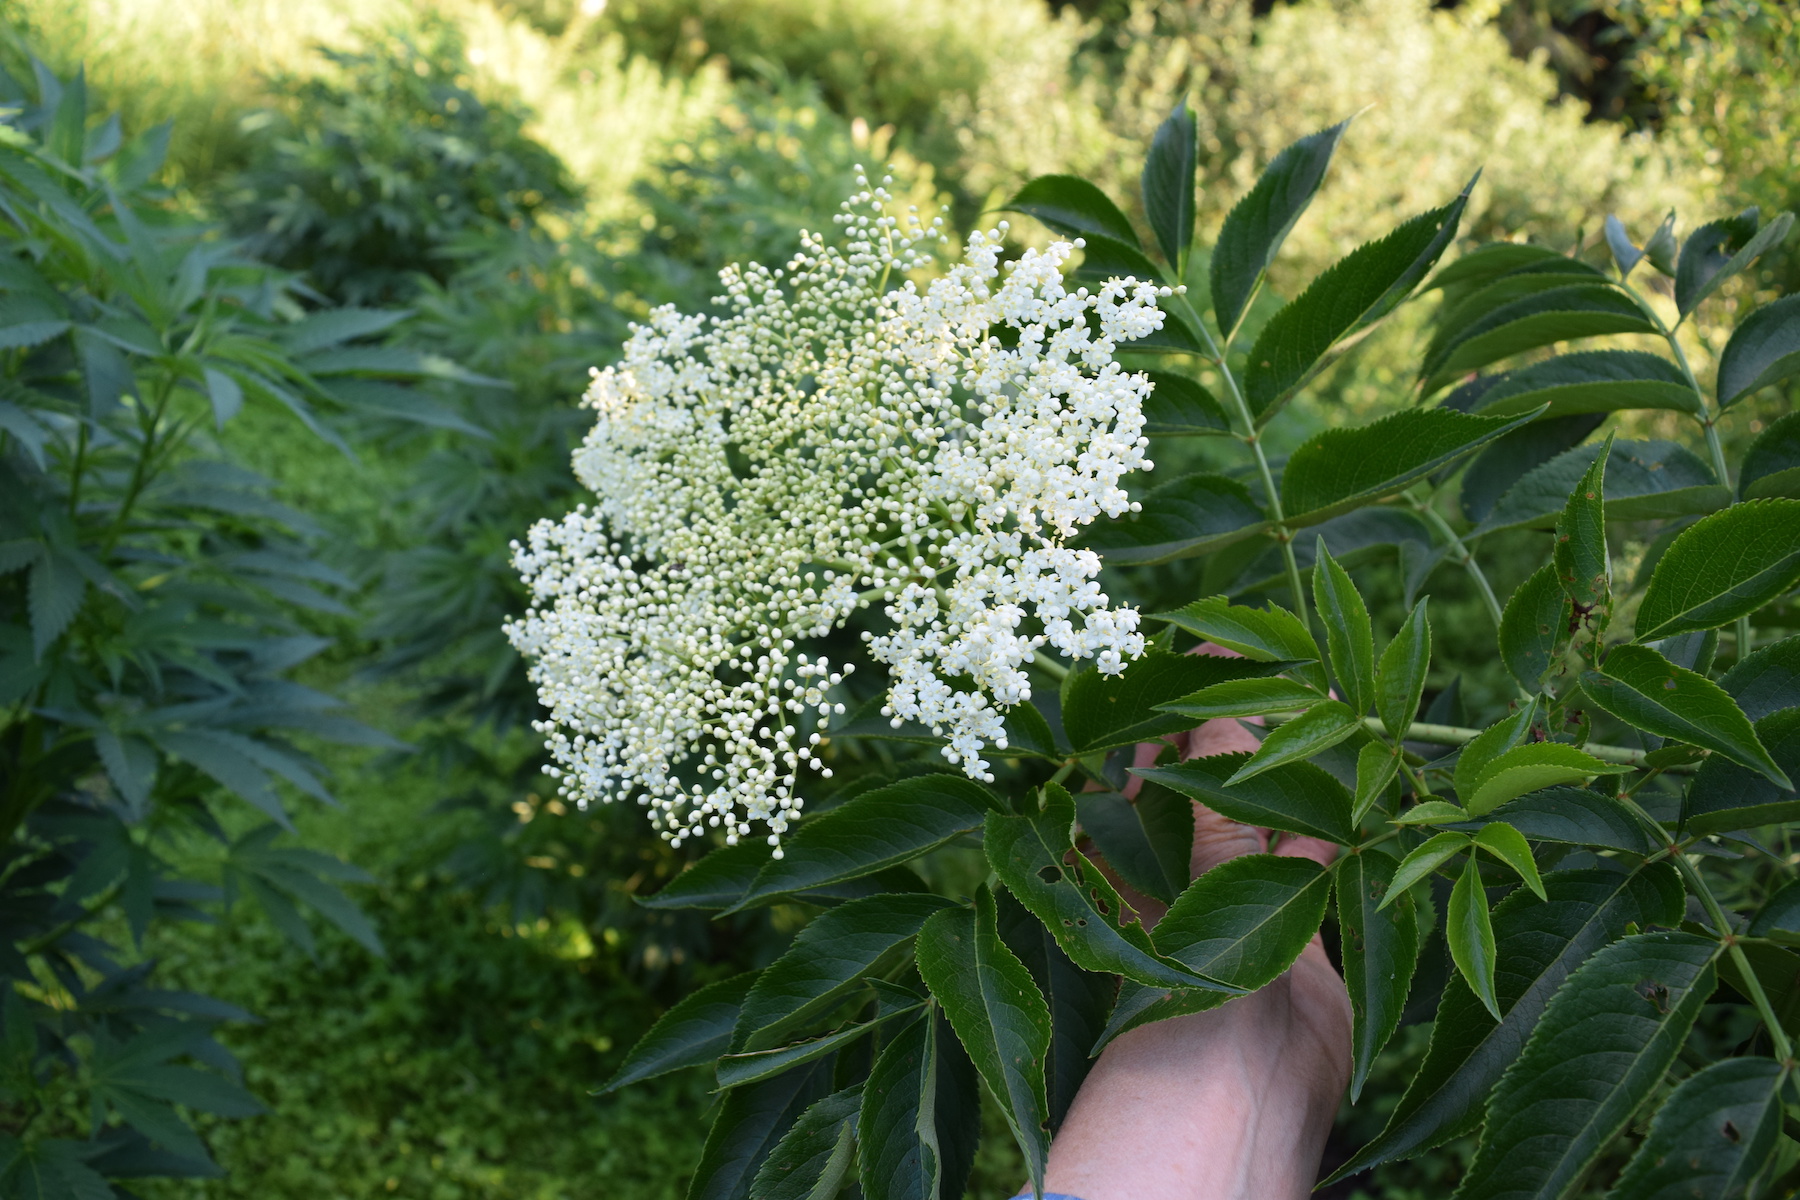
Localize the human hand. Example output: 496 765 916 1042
1039 654 1353 1200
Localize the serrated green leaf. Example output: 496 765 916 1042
1720 633 1800 720
1463 788 1659 856
1739 410 1800 500
1718 293 1800 407
736 894 953 1052
642 843 777 911
1224 700 1362 784
1554 435 1611 611
917 888 1051 1194
1338 850 1421 1100
1681 707 1800 835
749 1086 861 1200
27 551 84 660
1604 1057 1786 1200
1750 879 1800 941
1079 471 1268 565
1244 183 1470 421
1396 800 1472 825
1460 414 1607 524
1158 676 1320 720
1427 243 1576 292
603 972 759 1093
1471 822 1546 899
1142 102 1197 275
1135 754 1356 844
1313 538 1376 715
1281 408 1533 527
1477 438 1725 535
1420 284 1655 396
1062 647 1290 754
1074 786 1192 906
1152 595 1318 664
1465 744 1627 817
1003 175 1140 247
1453 932 1720 1200
1324 864 1683 1185
1377 598 1430 742
1353 741 1401 823
719 1011 914 1090
1585 643 1788 787
1500 564 1573 691
1097 854 1330 1046
1471 350 1700 419
993 889 1113 1132
1209 118 1349 339
857 1010 979 1200
1446 856 1500 1019
1425 263 1613 372
1141 370 1231 436
1636 500 1800 641
986 784 1238 992
1383 832 1471 906
1452 706 1539 803
1675 208 1794 316
735 777 998 909
689 1057 836 1200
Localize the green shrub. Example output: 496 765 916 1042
0 54 447 1189
223 17 579 305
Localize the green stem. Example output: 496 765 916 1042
1613 791 1795 1063
21 878 123 956
1172 291 1309 623
1263 712 1677 769
1414 501 1505 628
1634 285 1751 661
1032 650 1070 681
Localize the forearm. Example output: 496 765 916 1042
1042 944 1348 1200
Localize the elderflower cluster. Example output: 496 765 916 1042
506 172 1170 849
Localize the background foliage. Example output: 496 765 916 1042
0 0 1794 1196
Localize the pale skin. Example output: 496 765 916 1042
1038 649 1353 1200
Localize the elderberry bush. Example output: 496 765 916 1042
524 104 1800 1199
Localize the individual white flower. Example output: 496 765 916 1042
505 172 1169 849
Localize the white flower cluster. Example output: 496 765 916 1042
506 173 1169 849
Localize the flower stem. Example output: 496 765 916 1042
1263 712 1678 769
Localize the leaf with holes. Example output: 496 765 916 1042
1452 933 1719 1200
1603 1057 1786 1200
1323 864 1683 1185
1074 786 1193 906
994 890 1114 1133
